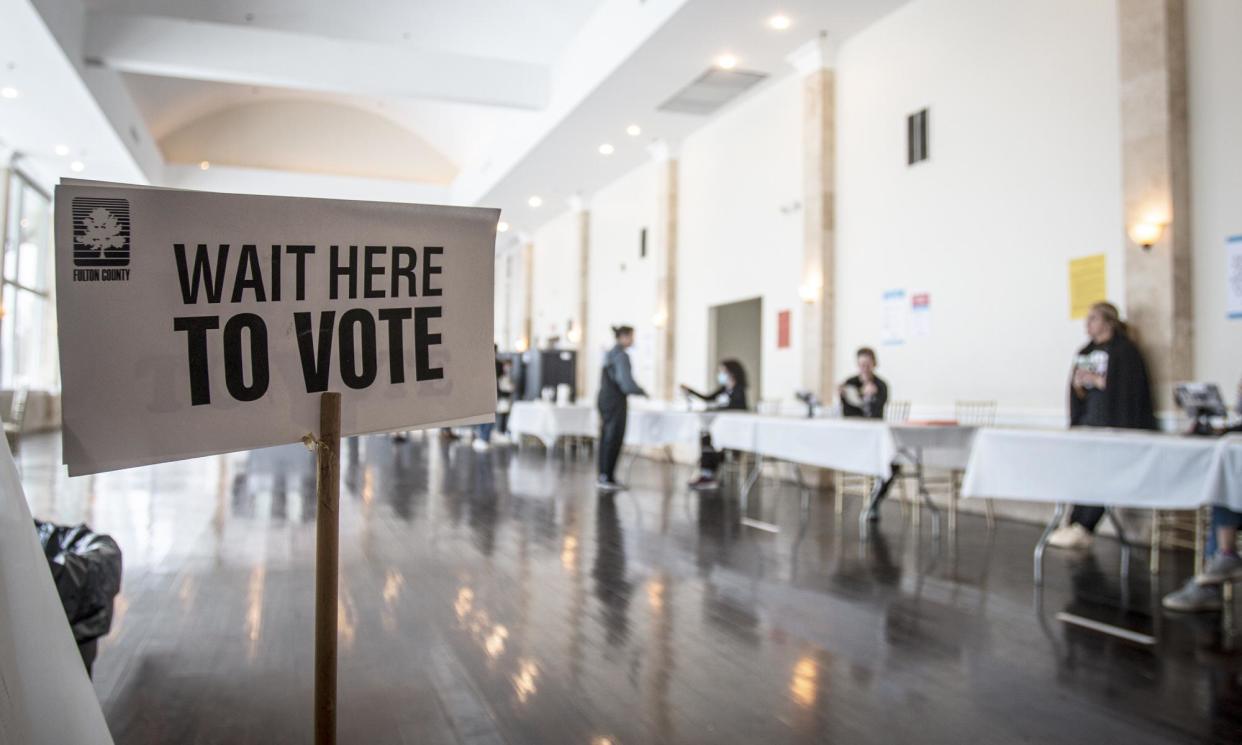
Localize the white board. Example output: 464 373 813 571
0 435 115 745
55 181 499 475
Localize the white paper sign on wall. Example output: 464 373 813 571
1227 235 1242 320
55 181 499 476
881 288 907 346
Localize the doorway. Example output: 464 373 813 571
708 297 762 405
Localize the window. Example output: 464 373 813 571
907 108 929 166
2 170 59 391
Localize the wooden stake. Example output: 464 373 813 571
314 392 342 745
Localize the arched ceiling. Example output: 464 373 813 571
159 98 459 183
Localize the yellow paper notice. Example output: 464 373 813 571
1069 253 1107 320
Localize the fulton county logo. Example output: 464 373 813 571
72 197 131 282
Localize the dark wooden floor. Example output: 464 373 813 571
17 432 1242 744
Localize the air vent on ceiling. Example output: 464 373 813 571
658 68 768 115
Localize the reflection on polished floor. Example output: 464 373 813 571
18 433 1242 744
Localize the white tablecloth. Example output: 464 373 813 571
625 409 711 447
961 427 1224 509
710 414 899 478
890 425 977 470
507 402 597 447
1206 435 1242 511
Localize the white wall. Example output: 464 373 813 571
586 163 658 396
1188 0 1242 397
677 73 804 403
835 0 1124 425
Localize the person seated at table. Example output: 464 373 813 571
681 359 749 490
839 347 887 418
1162 377 1242 611
839 347 896 521
1162 507 1242 612
1048 301 1156 549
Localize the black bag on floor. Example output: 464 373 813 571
34 520 123 676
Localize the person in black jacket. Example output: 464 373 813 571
839 347 888 418
681 359 749 490
597 326 647 491
1049 301 1156 549
839 347 897 520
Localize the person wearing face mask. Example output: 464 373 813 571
1047 301 1156 550
680 359 750 490
597 325 647 492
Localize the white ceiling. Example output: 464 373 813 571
0 0 143 186
3 0 912 231
79 0 606 65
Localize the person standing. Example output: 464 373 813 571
597 326 646 491
681 359 749 490
473 345 504 452
1048 301 1156 549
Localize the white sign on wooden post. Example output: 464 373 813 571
55 181 499 475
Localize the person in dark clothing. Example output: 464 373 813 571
681 359 749 490
495 358 514 436
1049 301 1156 549
839 347 897 520
597 325 646 491
839 347 888 419
473 346 504 451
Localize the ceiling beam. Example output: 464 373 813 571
83 12 551 111
30 0 164 184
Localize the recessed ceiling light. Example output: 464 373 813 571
528 196 543 208
626 124 642 137
598 143 615 156
54 144 70 157
715 54 738 70
0 87 18 99
768 14 791 30
497 221 510 233
199 160 211 171
69 161 85 173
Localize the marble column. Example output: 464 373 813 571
650 141 679 401
1119 0 1191 411
0 168 10 318
520 237 534 352
789 37 837 402
569 197 591 392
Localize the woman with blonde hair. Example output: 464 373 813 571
1048 301 1156 549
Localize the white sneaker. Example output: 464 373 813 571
1196 553 1242 585
1046 523 1093 550
472 439 490 452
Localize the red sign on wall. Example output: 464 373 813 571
777 310 791 349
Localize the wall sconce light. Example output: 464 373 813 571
515 336 529 352
1128 221 1164 250
799 279 821 304
652 309 668 328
